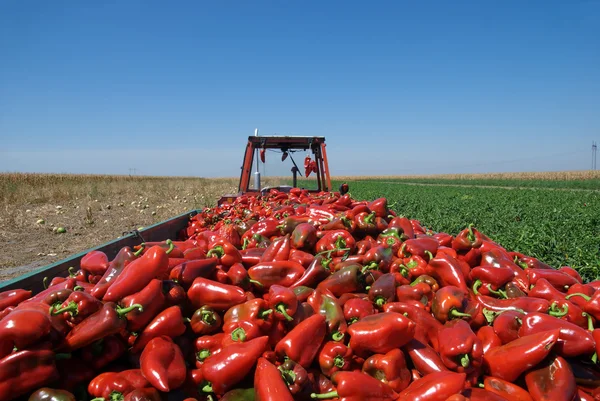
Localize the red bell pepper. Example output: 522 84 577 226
518 312 596 358
81 335 125 371
403 338 448 375
481 249 529 292
207 239 243 268
311 371 398 400
187 277 247 311
368 197 389 217
169 258 218 289
88 372 136 401
131 305 187 353
317 264 365 296
437 319 483 380
140 336 187 392
363 245 394 271
28 388 76 401
426 253 469 292
397 371 466 401
452 224 483 252
61 302 142 351
0 289 32 311
476 294 550 315
483 376 534 401
470 265 514 296
117 278 166 332
277 358 309 395
483 329 560 381
254 357 294 401
162 280 187 307
290 255 332 288
0 308 53 358
566 291 600 321
362 348 411 393
183 246 207 260
275 313 326 368
51 290 103 326
248 261 305 288
559 266 583 283
314 292 347 342
476 325 502 354
343 297 375 324
259 234 291 262
492 309 525 344
268 284 298 321
194 333 225 367
80 250 110 276
0 349 69 401
527 268 579 291
525 355 577 401
387 216 415 239
383 302 442 349
190 305 222 335
315 230 356 258
347 312 415 356
223 298 274 335
400 237 439 261
318 341 353 377
201 336 269 395
103 243 172 302
123 388 162 401
431 286 472 323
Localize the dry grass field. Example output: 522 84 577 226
1 171 598 281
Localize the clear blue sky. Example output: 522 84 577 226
1 1 599 177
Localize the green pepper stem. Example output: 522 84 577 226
450 309 472 319
197 349 211 362
333 355 346 368
201 310 216 325
466 224 475 242
249 279 263 287
472 279 482 295
331 331 345 342
549 303 569 318
43 277 49 289
116 303 143 317
311 391 339 399
424 250 434 260
486 284 508 299
565 293 591 302
165 239 174 255
231 327 247 342
276 304 294 321
68 267 77 277
583 312 595 332
592 352 598 364
51 302 78 316
460 353 470 368
90 398 104 401
73 285 84 291
375 297 386 307
134 244 145 257
202 383 213 393
206 246 224 259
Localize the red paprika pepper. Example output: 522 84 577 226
131 305 187 353
187 277 247 311
291 255 332 288
268 284 298 321
190 305 222 335
483 376 534 401
275 313 326 368
254 357 294 401
51 290 103 326
311 371 398 400
347 312 415 356
397 371 466 401
431 286 473 323
140 336 187 392
437 319 483 381
169 258 218 289
0 289 32 311
343 297 375 324
400 237 439 260
80 250 110 276
525 355 577 401
426 253 469 292
248 261 305 288
362 348 411 393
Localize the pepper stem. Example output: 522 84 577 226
276 304 294 321
231 327 247 342
333 355 346 368
43 277 49 289
460 353 470 368
90 398 104 401
592 352 598 364
466 224 475 242
331 331 345 342
259 308 273 319
165 239 174 255
116 304 143 317
249 279 263 287
549 302 569 318
424 250 434 261
565 292 592 302
311 391 339 399
201 310 217 325
472 279 482 295
68 267 77 277
201 383 213 393
134 244 145 257
206 246 224 259
450 309 472 319
197 349 211 362
583 312 594 332
486 284 508 299
51 301 78 316
375 297 386 307
73 285 84 291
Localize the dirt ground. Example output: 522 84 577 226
0 175 238 280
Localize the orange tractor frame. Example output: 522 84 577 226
218 136 334 205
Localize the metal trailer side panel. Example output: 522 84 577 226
0 209 199 294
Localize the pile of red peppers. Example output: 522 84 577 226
2 188 600 401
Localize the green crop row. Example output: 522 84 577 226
335 180 600 282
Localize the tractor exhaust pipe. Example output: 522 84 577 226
254 128 261 190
